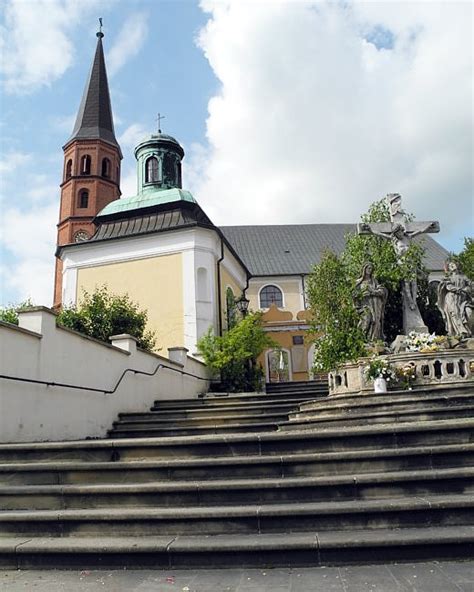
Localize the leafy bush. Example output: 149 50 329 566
306 251 367 372
57 286 156 351
453 237 474 280
197 312 276 392
0 299 34 325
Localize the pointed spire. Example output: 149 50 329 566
67 25 118 148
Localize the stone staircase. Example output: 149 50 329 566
108 381 327 438
0 379 473 569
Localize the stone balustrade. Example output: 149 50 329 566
329 348 474 396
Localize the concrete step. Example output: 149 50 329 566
0 418 472 463
284 404 474 430
297 390 474 417
113 411 291 429
125 400 303 420
1 494 472 537
2 526 472 569
1 443 472 486
153 392 325 409
2 467 473 511
108 420 281 438
266 379 328 392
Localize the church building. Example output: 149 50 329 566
55 32 449 382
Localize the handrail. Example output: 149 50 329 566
0 363 211 395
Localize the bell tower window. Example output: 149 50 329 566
101 157 111 178
78 189 89 209
145 156 159 183
80 155 91 175
65 159 72 180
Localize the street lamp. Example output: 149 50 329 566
235 294 250 317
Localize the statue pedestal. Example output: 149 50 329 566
402 292 428 335
328 349 474 396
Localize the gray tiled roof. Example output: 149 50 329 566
220 224 449 276
67 35 118 148
89 205 214 243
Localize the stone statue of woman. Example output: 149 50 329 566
354 263 388 342
437 260 473 337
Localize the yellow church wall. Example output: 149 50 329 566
76 254 184 354
247 277 303 316
257 329 312 382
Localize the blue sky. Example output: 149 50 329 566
1 0 472 306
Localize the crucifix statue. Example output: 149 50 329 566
357 193 440 335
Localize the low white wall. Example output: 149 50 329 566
0 307 210 443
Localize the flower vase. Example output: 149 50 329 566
374 377 387 393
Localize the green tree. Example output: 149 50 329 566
453 237 474 280
0 299 34 325
306 198 445 371
306 251 367 372
57 286 156 351
197 312 276 392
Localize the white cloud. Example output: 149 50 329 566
107 13 149 77
0 151 32 175
191 1 473 245
51 113 76 135
0 0 105 94
118 123 148 150
120 166 137 199
1 200 57 305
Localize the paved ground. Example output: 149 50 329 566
1 561 473 592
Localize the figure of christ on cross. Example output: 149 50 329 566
357 194 440 335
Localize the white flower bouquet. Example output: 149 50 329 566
404 332 444 353
364 356 396 382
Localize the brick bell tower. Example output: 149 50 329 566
53 27 122 308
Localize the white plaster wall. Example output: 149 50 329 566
0 309 209 444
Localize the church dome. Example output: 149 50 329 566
134 132 184 159
134 130 184 192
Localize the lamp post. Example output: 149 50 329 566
235 294 250 317
236 294 251 389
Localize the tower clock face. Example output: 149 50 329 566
74 230 89 243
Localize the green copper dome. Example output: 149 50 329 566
133 132 185 193
97 187 196 217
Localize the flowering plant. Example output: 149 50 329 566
396 362 416 390
404 332 444 353
364 356 396 382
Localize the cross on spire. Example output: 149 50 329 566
97 17 104 38
156 113 165 133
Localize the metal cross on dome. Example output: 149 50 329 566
156 113 166 133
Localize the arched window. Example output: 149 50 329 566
80 155 91 175
259 285 283 308
145 156 159 183
78 189 89 209
101 157 111 178
65 159 72 180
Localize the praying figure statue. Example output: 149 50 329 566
354 263 388 342
437 260 473 337
357 193 440 334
